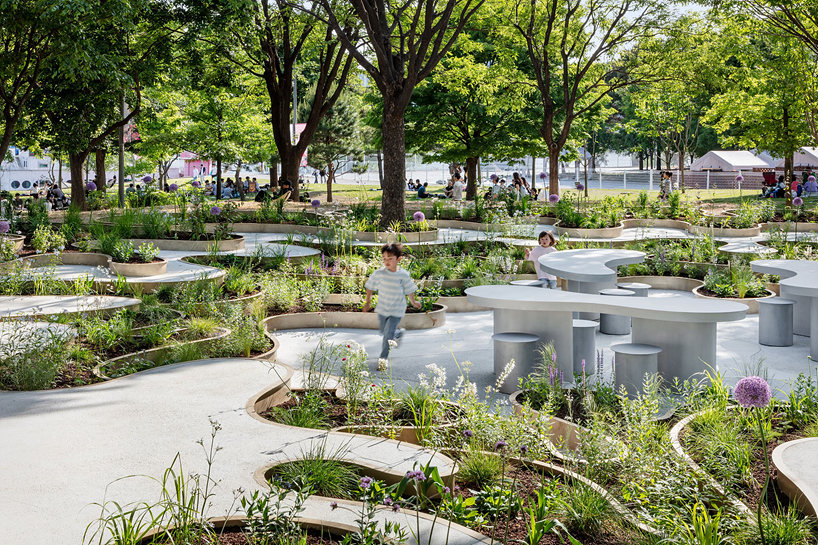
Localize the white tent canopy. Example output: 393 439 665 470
775 147 818 169
690 150 772 172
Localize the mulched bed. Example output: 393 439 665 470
149 527 337 544
697 287 766 299
112 255 164 264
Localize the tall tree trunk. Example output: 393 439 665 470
638 153 644 171
235 159 245 201
465 156 478 200
216 158 222 199
376 149 384 189
95 148 107 193
327 162 335 203
282 157 300 200
381 101 407 227
69 152 88 210
270 161 278 187
58 157 63 188
548 146 560 195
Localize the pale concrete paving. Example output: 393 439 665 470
0 358 464 545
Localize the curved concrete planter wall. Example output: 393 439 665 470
554 221 624 238
109 257 168 277
772 438 818 518
94 327 231 380
622 218 692 231
670 409 752 516
437 296 490 312
333 400 464 445
262 305 447 333
618 275 704 292
127 235 245 252
23 251 112 269
223 222 439 243
689 224 763 237
509 390 620 464
692 285 774 314
538 216 558 225
0 234 25 251
763 221 818 233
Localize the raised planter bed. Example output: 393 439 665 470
617 275 704 292
553 221 624 239
689 223 763 237
762 221 818 232
127 234 244 252
221 222 439 243
509 390 621 463
0 233 25 251
692 284 775 314
670 408 753 516
622 218 691 231
537 216 558 225
261 304 447 333
109 257 168 277
93 327 231 380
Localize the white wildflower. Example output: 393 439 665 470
377 358 388 371
447 329 456 334
388 339 398 348
495 359 515 390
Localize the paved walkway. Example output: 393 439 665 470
0 295 140 318
0 358 464 545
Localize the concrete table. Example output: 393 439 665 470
539 249 645 319
466 284 747 382
751 260 818 359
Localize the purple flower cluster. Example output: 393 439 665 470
539 172 548 180
490 174 498 181
86 182 97 191
734 376 771 408
463 429 474 439
359 476 374 489
810 175 816 183
413 211 425 222
793 197 804 206
142 175 153 183
735 175 744 183
169 183 178 192
311 199 321 208
549 194 560 203
191 181 201 188
406 470 426 482
494 440 507 451
576 183 585 191
210 205 221 216
0 220 9 234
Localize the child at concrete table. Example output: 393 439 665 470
524 230 559 289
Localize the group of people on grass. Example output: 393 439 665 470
760 172 818 199
488 172 537 201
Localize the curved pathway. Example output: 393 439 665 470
0 295 140 318
0 357 457 545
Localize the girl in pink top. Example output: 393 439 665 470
525 231 559 288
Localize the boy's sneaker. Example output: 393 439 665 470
394 328 406 347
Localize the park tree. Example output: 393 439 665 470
314 0 485 226
509 0 666 195
135 85 187 187
206 0 355 200
307 91 362 202
404 30 545 200
704 18 814 187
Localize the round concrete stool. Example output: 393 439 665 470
758 297 796 347
511 279 546 288
612 343 662 396
616 282 650 297
599 288 635 335
492 332 540 394
573 319 598 376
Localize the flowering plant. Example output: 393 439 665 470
169 183 178 192
548 194 560 203
311 199 320 208
0 220 9 234
86 182 97 191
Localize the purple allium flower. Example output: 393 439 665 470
809 175 816 183
734 376 772 408
0 220 9 234
359 477 373 489
519 445 529 455
793 197 804 206
392 503 400 512
463 429 473 439
735 175 744 183
191 181 201 188
549 194 560 203
85 182 97 191
490 174 498 181
413 211 425 222
576 183 585 191
443 486 450 494
210 205 221 216
311 199 320 208
539 172 548 180
142 175 153 183
169 183 178 192
406 470 426 482
330 501 338 510
384 497 393 506
494 440 507 451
